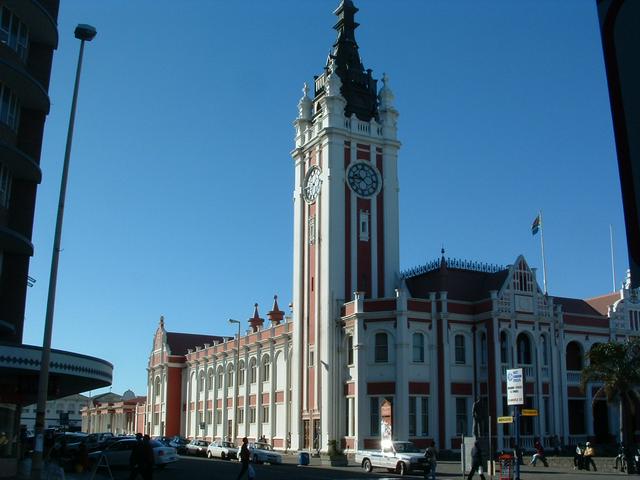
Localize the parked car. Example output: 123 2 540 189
206 440 238 460
185 439 209 457
88 438 178 468
248 442 282 464
169 436 189 455
152 436 172 447
355 440 427 476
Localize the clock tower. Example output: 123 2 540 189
290 0 401 451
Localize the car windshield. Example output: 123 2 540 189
255 443 272 451
222 442 235 448
394 442 420 453
149 440 163 448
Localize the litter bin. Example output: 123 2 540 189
298 451 310 465
497 453 514 480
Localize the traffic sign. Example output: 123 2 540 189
522 409 538 417
497 416 513 424
506 368 524 406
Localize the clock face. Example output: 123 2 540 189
303 166 322 203
347 161 381 198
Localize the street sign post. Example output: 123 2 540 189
522 409 538 417
506 368 524 480
506 369 524 406
497 416 513 424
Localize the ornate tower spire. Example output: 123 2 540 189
248 303 264 332
327 0 378 122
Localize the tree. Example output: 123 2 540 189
581 338 640 473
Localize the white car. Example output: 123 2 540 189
249 442 282 464
355 440 427 476
207 440 238 460
89 438 178 468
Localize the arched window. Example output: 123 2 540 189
207 369 214 390
412 333 424 363
154 377 161 397
455 334 466 364
480 332 487 365
216 366 224 388
374 332 388 363
500 331 509 365
566 341 583 371
226 364 234 387
517 333 532 365
262 355 270 382
250 358 257 383
198 372 205 391
346 335 354 365
238 360 245 385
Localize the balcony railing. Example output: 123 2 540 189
567 372 581 384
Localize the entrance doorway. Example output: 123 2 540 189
303 420 310 449
313 419 320 452
593 400 610 443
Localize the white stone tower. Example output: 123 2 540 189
290 0 401 451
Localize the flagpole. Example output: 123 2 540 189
539 210 548 295
610 224 616 292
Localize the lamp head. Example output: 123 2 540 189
75 24 97 41
228 319 241 325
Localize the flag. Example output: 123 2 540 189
531 214 541 235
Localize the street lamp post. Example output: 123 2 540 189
31 24 97 480
228 319 241 444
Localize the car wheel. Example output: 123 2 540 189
221 452 226 460
207 451 212 459
362 459 372 472
397 462 407 476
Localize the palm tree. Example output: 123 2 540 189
581 337 640 473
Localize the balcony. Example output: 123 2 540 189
566 371 581 384
0 343 113 405
0 59 49 113
0 140 41 182
2 0 58 48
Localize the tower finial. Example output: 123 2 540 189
328 0 378 122
298 82 312 120
248 303 264 332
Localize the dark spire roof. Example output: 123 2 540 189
328 0 378 122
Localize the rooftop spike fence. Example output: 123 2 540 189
401 257 506 278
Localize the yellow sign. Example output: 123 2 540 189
497 416 513 423
522 409 538 416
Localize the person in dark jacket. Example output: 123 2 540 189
236 437 251 480
467 441 486 480
423 440 438 479
140 435 154 480
128 433 144 480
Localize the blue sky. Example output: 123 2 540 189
23 0 624 397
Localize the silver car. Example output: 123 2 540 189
206 440 238 460
89 438 178 469
248 442 282 464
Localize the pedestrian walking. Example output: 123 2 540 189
583 442 597 471
129 433 144 480
467 440 486 480
140 435 154 480
236 437 251 480
573 443 584 470
530 439 548 467
423 440 437 480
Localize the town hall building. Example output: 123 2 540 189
144 0 640 453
